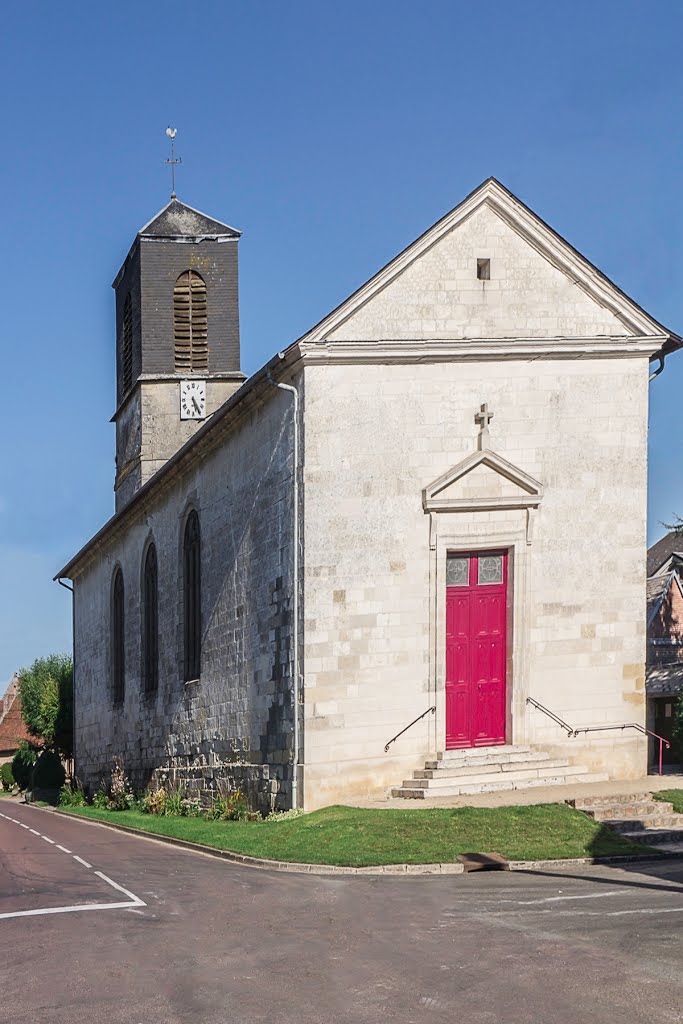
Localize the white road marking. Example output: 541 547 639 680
95 870 145 906
515 889 629 905
0 807 147 920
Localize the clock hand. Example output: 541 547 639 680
192 396 202 414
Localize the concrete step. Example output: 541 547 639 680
404 762 605 791
391 770 608 800
414 758 569 781
582 801 674 820
424 750 550 771
431 744 531 764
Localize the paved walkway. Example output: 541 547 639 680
349 772 683 809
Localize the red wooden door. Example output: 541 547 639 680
445 551 507 749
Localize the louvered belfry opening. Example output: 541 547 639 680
122 293 133 394
174 270 208 372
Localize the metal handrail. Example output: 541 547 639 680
525 697 574 736
384 706 436 753
526 697 671 775
572 723 671 777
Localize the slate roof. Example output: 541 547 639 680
647 575 671 622
0 678 31 756
646 663 683 696
138 199 240 239
647 530 683 577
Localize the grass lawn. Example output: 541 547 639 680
654 789 683 814
58 803 652 866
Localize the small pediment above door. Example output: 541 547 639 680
422 449 543 513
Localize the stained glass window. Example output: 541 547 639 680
478 555 503 585
446 556 469 587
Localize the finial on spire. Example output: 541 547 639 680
164 126 181 199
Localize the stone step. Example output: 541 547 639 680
432 744 531 763
607 815 683 833
582 802 674 820
571 793 659 809
403 762 605 790
391 770 608 799
414 757 568 781
425 750 550 771
613 829 683 846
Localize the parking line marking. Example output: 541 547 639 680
42 836 55 844
56 844 71 854
19 823 30 829
73 855 92 869
29 829 40 835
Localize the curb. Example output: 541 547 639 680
38 805 682 876
42 807 466 875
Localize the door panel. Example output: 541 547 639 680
445 552 508 749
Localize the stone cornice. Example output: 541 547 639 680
301 336 668 365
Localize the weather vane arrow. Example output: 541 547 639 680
164 126 181 199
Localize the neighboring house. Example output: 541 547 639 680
0 675 31 765
647 530 683 578
646 561 683 766
56 178 680 812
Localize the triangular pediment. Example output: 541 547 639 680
423 449 543 513
299 178 676 348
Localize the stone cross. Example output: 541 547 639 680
475 403 493 450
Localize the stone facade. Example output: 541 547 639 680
61 179 678 812
71 383 297 813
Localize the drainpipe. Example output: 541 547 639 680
57 578 75 781
649 354 665 383
267 359 300 809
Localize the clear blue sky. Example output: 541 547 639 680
1 1 682 684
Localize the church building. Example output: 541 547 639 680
56 179 680 812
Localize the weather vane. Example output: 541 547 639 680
164 127 181 199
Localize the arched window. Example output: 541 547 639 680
122 293 133 394
174 271 208 372
143 543 159 694
112 568 125 704
183 511 201 681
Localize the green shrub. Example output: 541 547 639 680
1 762 14 791
59 781 86 807
205 786 257 821
93 788 108 810
106 758 135 810
11 743 38 790
33 750 66 790
141 787 167 815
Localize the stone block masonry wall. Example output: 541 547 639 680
73 382 297 814
301 357 649 808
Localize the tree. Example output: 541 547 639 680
18 654 73 758
662 514 683 536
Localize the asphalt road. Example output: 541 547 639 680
1 800 682 1024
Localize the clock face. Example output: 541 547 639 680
180 380 207 420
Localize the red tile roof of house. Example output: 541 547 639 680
0 676 31 756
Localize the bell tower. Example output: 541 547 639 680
112 199 245 510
